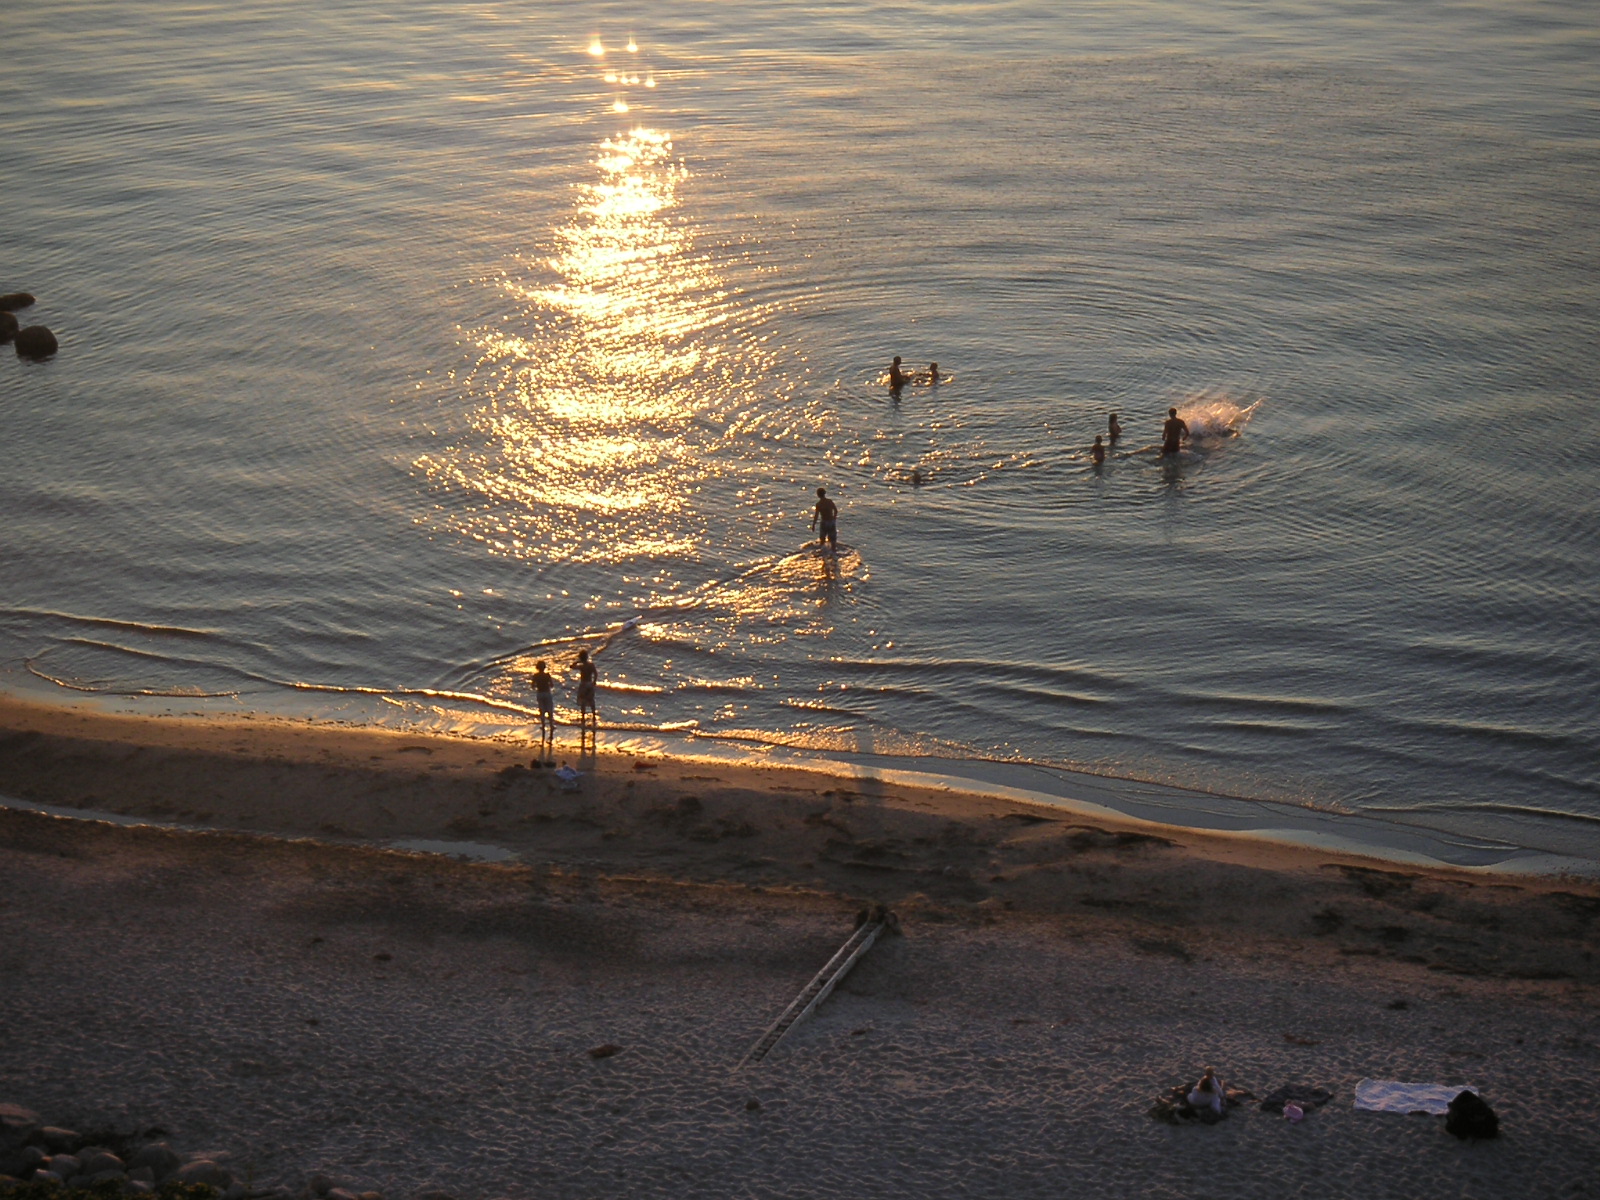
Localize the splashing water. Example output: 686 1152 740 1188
1177 391 1262 443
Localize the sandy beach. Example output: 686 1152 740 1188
2 695 1598 1198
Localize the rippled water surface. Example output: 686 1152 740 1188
3 0 1597 863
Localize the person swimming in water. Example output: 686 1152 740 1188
1160 406 1189 457
1091 434 1105 465
1108 412 1122 442
811 486 838 550
928 362 940 384
888 356 910 389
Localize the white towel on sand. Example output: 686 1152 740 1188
1353 1079 1477 1115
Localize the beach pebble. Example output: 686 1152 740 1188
127 1166 155 1184
14 326 57 361
15 1146 48 1175
45 1154 81 1181
587 1043 622 1059
0 1103 40 1137
88 1169 129 1186
129 1143 181 1179
176 1160 234 1189
0 293 34 312
125 1181 154 1195
82 1151 125 1176
308 1172 334 1196
32 1169 63 1186
36 1128 81 1153
327 1187 361 1200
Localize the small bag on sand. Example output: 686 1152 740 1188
1445 1090 1499 1140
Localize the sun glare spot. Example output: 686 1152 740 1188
626 38 639 52
587 38 605 56
613 99 630 113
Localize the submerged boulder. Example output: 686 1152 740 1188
0 293 34 312
0 312 17 343
15 326 57 360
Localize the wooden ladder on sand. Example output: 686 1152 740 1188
738 907 896 1068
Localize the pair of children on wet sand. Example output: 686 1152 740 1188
527 650 597 741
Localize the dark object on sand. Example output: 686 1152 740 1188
0 292 35 312
1259 1085 1334 1115
588 1043 622 1059
1445 1090 1499 1140
0 312 16 343
15 326 58 360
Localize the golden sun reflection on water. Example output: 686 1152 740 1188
420 116 786 577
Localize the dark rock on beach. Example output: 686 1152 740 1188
14 326 58 360
0 293 35 312
175 1158 234 1189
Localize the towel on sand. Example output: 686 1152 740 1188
1259 1085 1334 1115
1354 1079 1477 1115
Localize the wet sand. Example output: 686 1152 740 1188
1 695 1598 1197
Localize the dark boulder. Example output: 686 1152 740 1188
0 293 34 312
14 326 57 360
0 312 16 343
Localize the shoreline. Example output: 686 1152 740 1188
2 691 1597 988
1 681 1590 879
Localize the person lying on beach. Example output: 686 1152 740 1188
1188 1067 1225 1115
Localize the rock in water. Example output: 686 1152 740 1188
0 293 34 312
128 1144 182 1180
0 313 17 343
15 326 57 360
175 1160 234 1190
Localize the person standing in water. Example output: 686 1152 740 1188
928 362 940 384
888 356 910 390
1108 412 1122 442
811 486 838 551
529 659 555 753
1160 406 1189 457
573 649 597 732
1091 434 1106 465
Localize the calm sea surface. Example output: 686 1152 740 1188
3 1 1597 865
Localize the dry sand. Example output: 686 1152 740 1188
1 695 1598 1198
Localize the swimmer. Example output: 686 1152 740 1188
811 486 838 550
1108 412 1122 442
1160 406 1189 457
928 362 940 384
1188 1067 1225 1116
888 356 910 389
1091 434 1105 465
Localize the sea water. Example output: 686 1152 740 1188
2 0 1597 866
